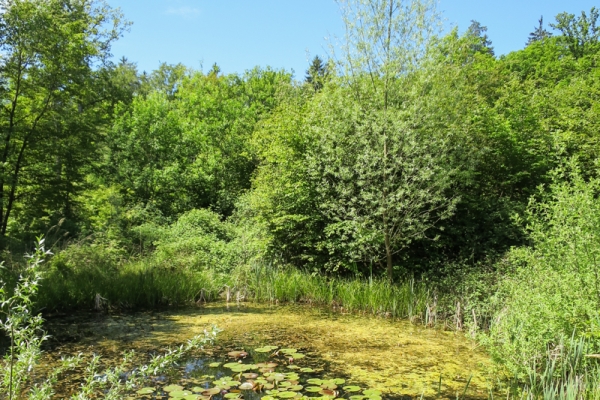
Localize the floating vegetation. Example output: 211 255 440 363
126 342 373 400
42 303 493 398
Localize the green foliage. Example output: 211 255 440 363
551 7 600 59
0 0 127 248
488 162 600 374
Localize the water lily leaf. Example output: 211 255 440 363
320 383 337 390
367 396 381 400
183 396 204 400
202 388 221 396
239 382 254 390
230 365 251 373
280 348 297 354
263 383 275 390
320 389 337 396
289 385 303 391
136 387 155 395
164 385 184 392
228 351 249 358
307 379 324 385
209 362 221 367
224 362 242 369
169 390 192 397
349 396 365 400
266 389 280 395
242 373 258 379
278 392 297 398
343 386 361 393
267 373 286 382
255 347 272 353
224 394 241 399
191 387 205 393
288 353 305 359
262 397 277 400
286 365 300 370
362 390 381 396
330 379 345 385
300 368 314 373
279 381 292 387
305 386 323 393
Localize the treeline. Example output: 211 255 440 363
3 0 600 382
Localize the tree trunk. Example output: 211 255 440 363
385 231 393 283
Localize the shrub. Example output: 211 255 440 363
488 163 600 374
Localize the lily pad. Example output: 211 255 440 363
280 348 297 354
136 387 155 395
224 362 242 369
278 392 297 398
255 347 272 353
230 365 252 372
242 373 258 379
164 385 184 393
320 389 337 396
262 397 277 400
288 353 305 359
224 394 241 399
329 379 346 385
305 386 323 393
286 365 300 370
239 382 254 390
367 396 382 400
209 362 221 367
202 388 221 396
343 386 362 393
362 390 381 396
191 387 205 393
350 396 365 400
228 350 249 358
279 381 292 387
307 379 324 385
300 368 314 373
289 385 303 391
169 390 192 397
320 383 338 390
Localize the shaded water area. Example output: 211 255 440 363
39 302 497 399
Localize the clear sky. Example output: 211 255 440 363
106 0 599 79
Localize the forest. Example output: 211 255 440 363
2 0 600 398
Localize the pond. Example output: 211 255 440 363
39 302 497 399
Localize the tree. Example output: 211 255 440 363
527 16 552 45
305 0 454 282
551 7 600 59
305 55 328 91
0 0 127 247
467 20 494 55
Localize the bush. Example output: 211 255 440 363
488 163 600 375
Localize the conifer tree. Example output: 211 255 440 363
527 16 552 45
305 55 328 92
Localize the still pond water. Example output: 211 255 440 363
40 302 497 399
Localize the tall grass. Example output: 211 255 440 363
241 265 429 319
32 242 430 322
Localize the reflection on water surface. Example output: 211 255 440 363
41 302 495 399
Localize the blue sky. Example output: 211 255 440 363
107 0 599 79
